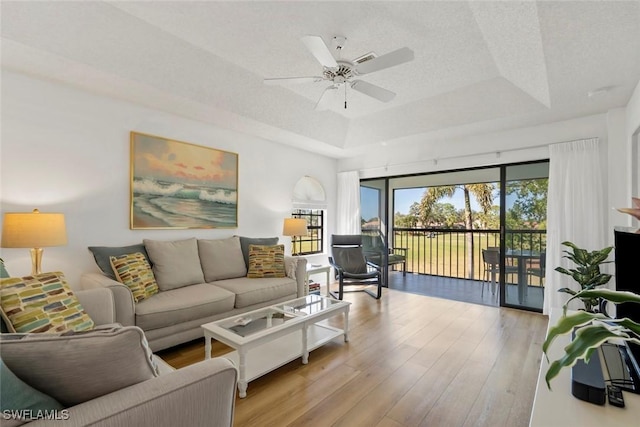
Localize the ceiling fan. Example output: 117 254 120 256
264 35 414 110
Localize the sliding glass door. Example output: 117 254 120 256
361 160 548 312
502 163 548 311
360 179 389 284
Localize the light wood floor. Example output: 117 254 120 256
158 287 548 427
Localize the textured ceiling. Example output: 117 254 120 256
1 1 639 158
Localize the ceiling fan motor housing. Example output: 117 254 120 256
323 61 355 84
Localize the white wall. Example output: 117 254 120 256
625 79 640 228
339 100 636 244
339 113 608 178
605 79 640 238
0 72 337 286
607 107 630 238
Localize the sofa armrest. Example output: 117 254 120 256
28 358 238 427
284 256 307 297
75 288 116 326
81 273 135 327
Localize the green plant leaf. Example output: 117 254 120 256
574 248 588 265
545 324 631 389
542 311 607 356
561 241 579 251
607 318 640 338
589 247 613 264
592 274 613 287
570 289 640 305
557 287 577 296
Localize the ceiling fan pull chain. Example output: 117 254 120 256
344 83 348 109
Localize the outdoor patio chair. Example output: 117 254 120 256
328 234 382 300
362 232 407 281
482 248 518 298
527 252 546 286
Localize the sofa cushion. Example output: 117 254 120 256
238 236 278 269
134 283 235 330
143 238 204 291
88 244 152 281
0 271 94 333
0 357 64 412
110 252 159 303
247 244 286 278
212 276 296 308
0 326 157 407
198 237 247 282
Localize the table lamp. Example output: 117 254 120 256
1 209 67 275
283 218 308 254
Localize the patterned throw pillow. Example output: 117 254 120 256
247 244 286 278
0 272 95 333
110 252 159 303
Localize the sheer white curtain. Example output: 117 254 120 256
544 138 606 314
336 171 361 235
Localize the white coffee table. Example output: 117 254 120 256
202 294 350 397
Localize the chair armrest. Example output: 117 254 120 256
366 261 381 271
328 258 344 275
75 288 116 326
390 247 408 255
81 273 135 326
28 358 238 427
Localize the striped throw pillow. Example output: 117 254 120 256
110 252 159 303
247 244 286 278
0 271 95 333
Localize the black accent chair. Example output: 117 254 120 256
362 232 407 281
328 234 382 300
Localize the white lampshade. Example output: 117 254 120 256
2 209 67 248
283 218 308 237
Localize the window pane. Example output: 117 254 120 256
291 209 324 255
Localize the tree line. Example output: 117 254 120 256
393 179 548 231
389 179 548 279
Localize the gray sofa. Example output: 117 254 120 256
81 237 308 351
1 288 237 427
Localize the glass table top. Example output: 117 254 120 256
216 294 345 338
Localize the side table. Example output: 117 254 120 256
306 264 331 297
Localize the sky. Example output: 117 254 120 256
361 185 508 221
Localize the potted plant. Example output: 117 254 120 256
543 288 640 388
555 241 613 312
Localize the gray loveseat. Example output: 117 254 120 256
81 237 307 351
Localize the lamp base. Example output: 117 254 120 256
30 247 43 276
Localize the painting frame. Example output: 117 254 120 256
130 131 238 229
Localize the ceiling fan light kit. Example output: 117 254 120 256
265 35 414 110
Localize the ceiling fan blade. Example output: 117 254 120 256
315 85 339 111
301 35 338 68
264 76 324 85
355 47 414 75
351 80 396 102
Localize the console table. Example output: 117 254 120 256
529 310 640 426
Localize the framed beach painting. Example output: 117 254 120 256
130 132 238 229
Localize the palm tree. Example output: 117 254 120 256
419 184 494 279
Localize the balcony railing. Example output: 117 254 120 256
368 228 546 283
